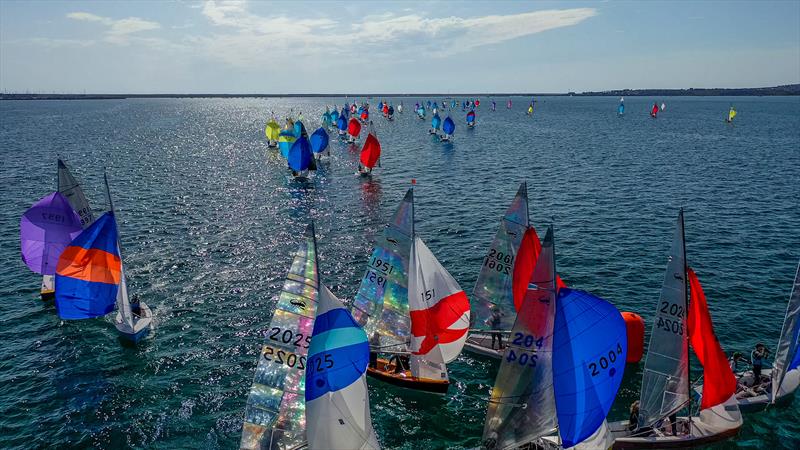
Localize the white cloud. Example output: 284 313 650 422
196 1 596 66
66 11 160 45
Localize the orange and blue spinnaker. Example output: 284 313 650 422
55 212 121 319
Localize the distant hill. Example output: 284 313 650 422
575 84 800 96
1 84 798 100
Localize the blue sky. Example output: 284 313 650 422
1 0 798 93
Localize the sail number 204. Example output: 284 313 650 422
505 332 544 367
484 249 513 275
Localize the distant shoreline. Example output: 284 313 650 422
1 84 797 100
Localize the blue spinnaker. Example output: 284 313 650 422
442 116 455 135
553 288 627 448
618 103 625 114
310 127 329 154
294 120 306 138
431 114 441 130
330 109 339 123
278 129 296 159
288 137 314 172
336 115 347 132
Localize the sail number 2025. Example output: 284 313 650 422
269 327 311 349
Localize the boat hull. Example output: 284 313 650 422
115 302 153 344
366 358 449 394
609 419 740 449
463 333 503 360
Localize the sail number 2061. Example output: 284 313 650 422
484 249 513 275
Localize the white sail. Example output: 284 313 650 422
115 262 135 330
482 227 558 450
772 260 800 400
408 237 470 381
638 211 689 427
58 159 94 227
305 284 380 450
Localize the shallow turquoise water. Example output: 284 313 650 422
0 96 798 449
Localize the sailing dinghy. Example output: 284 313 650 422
40 159 97 298
609 210 742 449
430 113 441 135
310 127 330 160
726 107 737 123
697 259 800 412
650 103 658 119
54 174 153 343
266 119 281 148
481 226 627 450
279 129 298 159
288 136 316 181
618 99 625 116
441 116 455 142
357 127 381 177
467 110 476 128
347 118 362 144
20 192 83 300
352 186 469 394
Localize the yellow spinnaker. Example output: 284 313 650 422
265 120 280 140
728 108 737 122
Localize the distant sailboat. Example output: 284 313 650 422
321 109 332 130
507 99 512 109
310 127 330 160
288 136 317 180
661 102 666 111
240 223 320 450
618 99 625 116
650 103 659 118
358 128 381 177
726 106 737 123
527 104 534 116
430 113 441 135
466 110 476 128
609 210 742 449
387 105 394 120
481 226 626 449
336 112 348 139
441 116 455 142
265 119 281 148
347 118 362 144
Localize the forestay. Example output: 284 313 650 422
472 182 529 332
553 288 627 448
351 189 414 351
482 227 557 450
305 284 380 450
638 211 689 428
773 260 800 399
241 223 319 450
408 237 470 381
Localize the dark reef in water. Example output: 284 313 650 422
1 84 798 100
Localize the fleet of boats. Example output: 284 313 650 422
18 97 788 449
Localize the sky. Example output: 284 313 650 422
1 0 799 94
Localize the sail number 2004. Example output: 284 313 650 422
588 343 624 377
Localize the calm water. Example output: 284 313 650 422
1 96 798 449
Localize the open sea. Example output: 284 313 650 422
0 96 798 449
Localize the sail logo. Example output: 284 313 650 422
410 291 470 355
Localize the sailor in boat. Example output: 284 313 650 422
628 401 641 432
369 332 380 368
387 353 410 375
729 352 748 372
130 294 142 317
487 307 505 349
750 343 770 385
357 162 372 176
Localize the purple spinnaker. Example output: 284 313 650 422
20 192 83 275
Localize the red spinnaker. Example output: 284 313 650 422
359 133 381 168
512 227 567 312
688 267 737 410
348 118 361 137
409 291 470 356
651 103 659 118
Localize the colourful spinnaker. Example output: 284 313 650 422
288 136 315 172
687 268 736 410
20 192 83 275
431 114 441 131
442 116 455 135
305 284 380 449
348 118 362 138
310 128 329 154
54 212 121 319
241 223 319 450
279 130 297 159
553 288 627 448
266 120 281 141
359 134 381 169
467 110 475 124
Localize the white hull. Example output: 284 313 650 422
115 302 153 343
695 368 800 412
463 333 503 359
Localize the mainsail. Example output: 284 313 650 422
772 260 800 400
408 237 470 381
58 159 94 227
553 288 627 448
351 189 414 351
305 284 380 450
638 211 689 427
472 182 529 332
482 227 557 449
241 223 320 450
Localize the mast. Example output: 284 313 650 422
681 208 692 419
105 172 134 329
